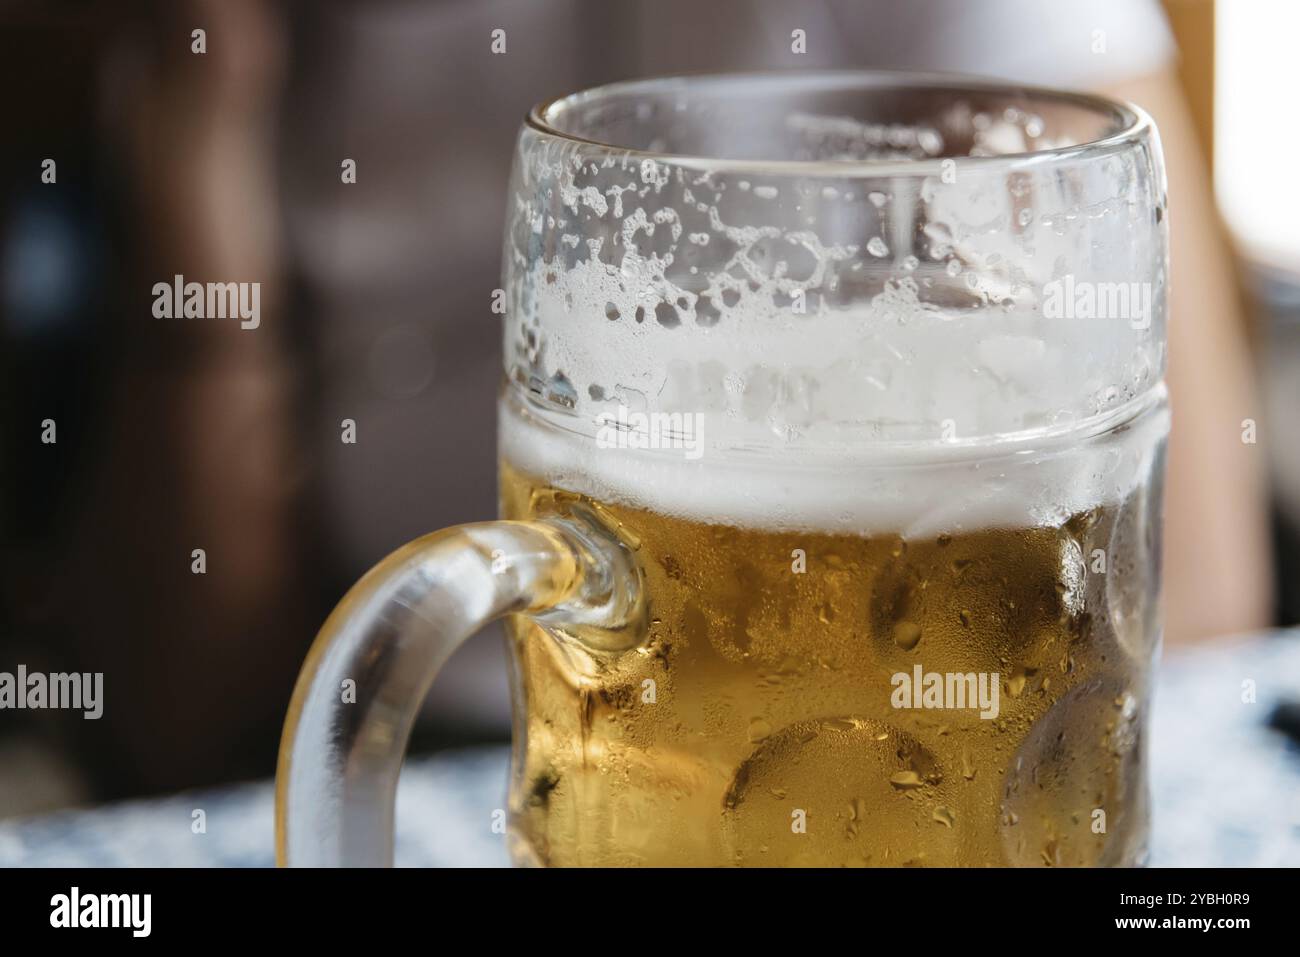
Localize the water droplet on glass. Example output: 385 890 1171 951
961 750 977 780
889 770 924 790
893 621 922 651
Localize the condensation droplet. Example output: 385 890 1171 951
890 770 924 790
893 621 922 651
960 750 977 781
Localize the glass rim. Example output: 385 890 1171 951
527 69 1152 178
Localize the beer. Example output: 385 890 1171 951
498 397 1164 867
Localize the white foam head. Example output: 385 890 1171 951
500 386 1167 537
501 74 1168 534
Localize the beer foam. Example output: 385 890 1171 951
503 145 1165 449
501 82 1167 535
499 386 1168 538
514 257 1158 443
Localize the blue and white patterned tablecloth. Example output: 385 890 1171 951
2 633 1298 867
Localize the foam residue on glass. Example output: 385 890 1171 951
501 87 1168 533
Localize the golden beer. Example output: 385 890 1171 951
500 437 1161 867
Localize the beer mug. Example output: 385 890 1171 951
278 73 1168 867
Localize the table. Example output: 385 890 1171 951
2 632 1298 867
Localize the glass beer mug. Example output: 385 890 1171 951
277 72 1168 867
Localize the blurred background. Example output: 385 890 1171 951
1 0 1296 818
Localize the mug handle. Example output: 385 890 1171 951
275 504 642 866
